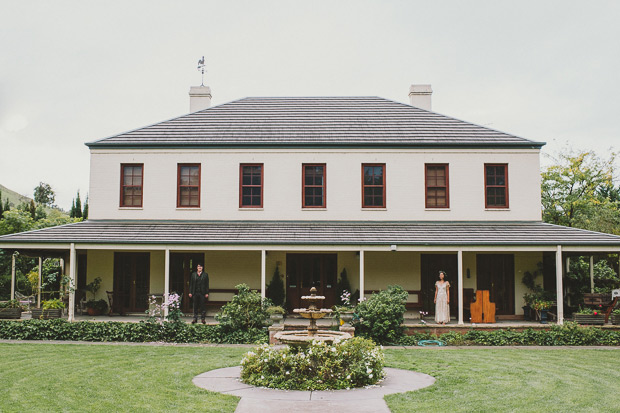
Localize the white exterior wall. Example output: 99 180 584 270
89 148 541 221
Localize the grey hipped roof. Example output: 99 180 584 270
1 220 620 247
86 97 544 148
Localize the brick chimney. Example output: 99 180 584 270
189 86 212 112
408 84 432 111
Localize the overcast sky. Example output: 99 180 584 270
1 1 619 210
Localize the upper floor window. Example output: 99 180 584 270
177 164 200 207
485 164 508 208
362 164 386 208
425 164 449 208
240 164 263 208
302 164 326 208
120 164 143 207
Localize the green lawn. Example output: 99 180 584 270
1 343 619 412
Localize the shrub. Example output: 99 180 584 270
215 283 271 333
353 285 408 344
0 319 268 344
240 337 384 390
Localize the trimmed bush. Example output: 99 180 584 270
396 322 620 346
0 319 267 344
353 285 408 344
215 283 271 332
240 337 384 390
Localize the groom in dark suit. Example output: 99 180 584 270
189 263 209 324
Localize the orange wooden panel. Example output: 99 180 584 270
470 290 483 323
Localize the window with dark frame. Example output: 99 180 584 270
240 164 263 208
425 164 449 208
177 164 200 207
302 164 326 208
120 164 143 207
485 164 508 208
362 164 386 208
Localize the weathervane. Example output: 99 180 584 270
197 56 206 86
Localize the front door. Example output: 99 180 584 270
476 254 515 315
286 254 337 310
421 254 459 315
170 253 204 314
113 252 150 313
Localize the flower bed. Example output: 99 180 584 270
240 337 384 390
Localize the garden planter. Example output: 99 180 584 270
31 308 63 320
573 314 605 325
539 309 548 324
269 313 284 326
611 314 620 325
522 306 531 321
340 311 354 327
0 308 22 319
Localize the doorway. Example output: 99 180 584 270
421 254 459 315
170 253 204 313
113 252 150 313
286 254 337 310
476 254 515 315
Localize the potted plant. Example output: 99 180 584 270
85 277 104 315
522 293 535 321
573 306 605 325
611 308 620 325
32 299 65 319
0 299 24 319
532 299 553 324
266 305 286 325
85 299 108 316
332 290 355 327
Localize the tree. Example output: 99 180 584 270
541 149 620 234
82 195 89 220
0 209 35 235
28 200 36 220
33 182 55 206
70 191 83 218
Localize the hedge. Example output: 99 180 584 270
2 320 619 346
0 319 267 344
397 322 620 346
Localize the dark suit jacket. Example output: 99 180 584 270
189 271 209 296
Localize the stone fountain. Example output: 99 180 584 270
274 287 351 346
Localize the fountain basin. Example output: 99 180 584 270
274 330 351 346
294 308 332 320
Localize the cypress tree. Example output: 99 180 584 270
70 199 76 218
75 192 82 218
82 195 89 220
29 199 36 220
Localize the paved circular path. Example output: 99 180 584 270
193 366 435 413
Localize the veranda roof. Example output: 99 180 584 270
1 220 620 247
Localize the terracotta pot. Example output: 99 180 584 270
87 307 102 316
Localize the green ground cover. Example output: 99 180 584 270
1 343 619 412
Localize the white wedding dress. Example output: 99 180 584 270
435 281 450 323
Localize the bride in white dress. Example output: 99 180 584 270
434 271 450 324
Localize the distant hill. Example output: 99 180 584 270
0 183 32 209
0 184 66 215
